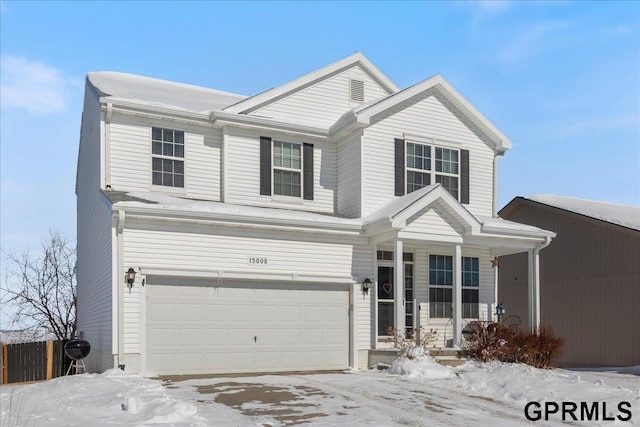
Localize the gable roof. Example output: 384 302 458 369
362 184 481 234
222 52 399 114
331 74 512 152
523 194 640 232
87 72 247 114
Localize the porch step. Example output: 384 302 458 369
368 348 470 368
429 348 470 367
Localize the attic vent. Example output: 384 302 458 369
350 79 364 102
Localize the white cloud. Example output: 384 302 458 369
0 56 79 115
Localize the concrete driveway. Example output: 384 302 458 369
157 370 527 426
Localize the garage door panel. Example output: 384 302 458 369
146 280 349 375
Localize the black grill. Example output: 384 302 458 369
64 340 91 361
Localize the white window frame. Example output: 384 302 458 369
272 140 303 199
151 126 185 190
405 139 460 198
428 254 479 319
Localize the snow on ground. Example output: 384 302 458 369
1 359 638 426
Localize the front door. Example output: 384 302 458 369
377 263 414 337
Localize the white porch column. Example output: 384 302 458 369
393 239 404 336
528 249 541 333
452 244 463 347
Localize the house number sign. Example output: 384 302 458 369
248 257 268 265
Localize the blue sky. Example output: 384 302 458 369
1 0 639 260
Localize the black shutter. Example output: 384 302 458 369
394 138 405 196
303 143 314 200
460 149 470 204
260 136 272 196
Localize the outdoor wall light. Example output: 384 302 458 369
362 278 372 294
495 303 506 322
126 268 136 287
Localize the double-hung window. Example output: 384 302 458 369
428 255 479 319
406 143 431 193
435 147 459 199
273 141 302 197
406 142 459 197
397 138 469 203
260 136 314 200
152 127 184 188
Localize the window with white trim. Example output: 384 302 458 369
152 127 184 188
428 255 479 319
273 141 302 197
406 142 459 198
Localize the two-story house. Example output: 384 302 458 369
76 53 555 375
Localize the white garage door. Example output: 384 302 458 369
146 278 350 375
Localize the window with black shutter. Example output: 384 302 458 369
259 137 314 200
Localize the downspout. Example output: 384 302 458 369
530 236 552 333
492 152 503 217
115 209 125 368
104 103 113 188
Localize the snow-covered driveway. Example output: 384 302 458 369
1 360 638 426
170 370 524 426
161 360 639 426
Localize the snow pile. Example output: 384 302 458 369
0 369 199 426
456 361 640 408
388 354 455 379
2 362 639 425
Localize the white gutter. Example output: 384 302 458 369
211 111 329 139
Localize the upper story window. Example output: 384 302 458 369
260 136 314 201
152 127 184 188
273 141 302 197
406 142 459 197
396 138 469 203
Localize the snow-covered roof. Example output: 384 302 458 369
477 215 556 237
102 189 553 240
88 72 247 114
528 194 640 232
103 191 362 230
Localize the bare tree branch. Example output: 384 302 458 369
1 231 76 340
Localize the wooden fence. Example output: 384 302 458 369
1 340 72 384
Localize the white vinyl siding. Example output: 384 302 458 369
225 128 335 214
399 205 465 241
108 115 222 200
119 220 375 366
251 66 390 128
76 85 114 373
336 131 362 218
363 94 494 217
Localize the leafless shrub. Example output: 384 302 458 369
465 322 564 368
387 326 439 359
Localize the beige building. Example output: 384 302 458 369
499 195 640 367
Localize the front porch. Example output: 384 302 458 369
360 185 556 355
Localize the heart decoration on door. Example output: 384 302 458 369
382 282 392 294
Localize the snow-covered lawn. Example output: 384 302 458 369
1 358 638 426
